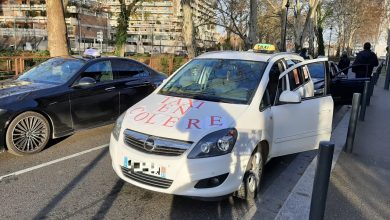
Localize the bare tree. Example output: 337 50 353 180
115 0 142 57
46 0 69 57
248 0 259 48
181 0 196 58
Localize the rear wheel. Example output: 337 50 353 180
5 112 50 156
235 150 264 201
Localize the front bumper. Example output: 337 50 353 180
109 134 244 198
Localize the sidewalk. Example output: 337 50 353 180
324 75 390 219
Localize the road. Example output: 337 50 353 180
0 106 349 220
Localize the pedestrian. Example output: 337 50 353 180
338 51 350 75
299 48 310 60
352 42 379 78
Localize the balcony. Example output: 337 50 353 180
0 4 46 11
0 16 47 23
0 28 47 37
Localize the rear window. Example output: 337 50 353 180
307 63 326 79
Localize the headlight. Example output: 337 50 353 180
112 113 125 141
0 109 7 115
187 128 238 159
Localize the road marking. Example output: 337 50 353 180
0 144 109 181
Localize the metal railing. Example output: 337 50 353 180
0 28 47 37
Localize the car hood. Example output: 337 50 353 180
122 93 248 142
0 79 57 99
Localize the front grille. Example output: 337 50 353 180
123 129 192 156
121 166 173 189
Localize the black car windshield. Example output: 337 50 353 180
18 57 85 84
159 59 266 104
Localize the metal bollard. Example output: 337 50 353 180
359 81 369 121
385 57 390 90
345 93 361 153
367 79 374 106
309 141 335 220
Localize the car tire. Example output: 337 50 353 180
5 111 51 156
235 150 264 201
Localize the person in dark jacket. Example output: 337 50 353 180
352 42 379 78
338 52 350 75
299 48 310 60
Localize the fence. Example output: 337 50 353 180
0 55 189 80
122 55 189 76
0 56 50 80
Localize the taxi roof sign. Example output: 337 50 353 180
253 44 276 54
83 48 101 58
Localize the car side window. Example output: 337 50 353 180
302 66 310 82
265 60 285 106
82 61 113 82
287 68 304 91
112 60 150 80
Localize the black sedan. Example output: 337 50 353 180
310 61 367 104
0 56 166 155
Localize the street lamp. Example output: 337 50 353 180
282 0 290 52
328 26 333 57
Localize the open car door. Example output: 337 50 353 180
330 65 369 105
270 58 334 157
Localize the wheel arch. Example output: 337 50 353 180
257 140 270 164
4 109 55 151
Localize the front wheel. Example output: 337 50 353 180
5 111 51 156
235 151 264 201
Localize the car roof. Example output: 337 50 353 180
196 51 275 62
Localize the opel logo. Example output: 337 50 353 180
144 137 156 151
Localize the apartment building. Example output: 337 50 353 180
0 0 111 51
106 0 217 54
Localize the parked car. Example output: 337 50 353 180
124 51 136 57
0 56 166 155
310 61 367 104
109 51 334 201
174 50 188 57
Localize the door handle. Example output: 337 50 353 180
105 86 116 91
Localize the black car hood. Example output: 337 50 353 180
0 79 57 99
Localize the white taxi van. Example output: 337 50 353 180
109 47 333 200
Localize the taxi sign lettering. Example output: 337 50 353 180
253 44 276 53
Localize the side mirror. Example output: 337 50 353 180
73 77 96 88
279 91 301 104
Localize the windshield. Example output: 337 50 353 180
18 58 85 84
159 59 266 104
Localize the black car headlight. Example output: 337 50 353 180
187 128 238 159
0 109 7 115
112 113 125 141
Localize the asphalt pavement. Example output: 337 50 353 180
0 106 348 220
324 74 390 220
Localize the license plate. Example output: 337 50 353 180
123 156 167 179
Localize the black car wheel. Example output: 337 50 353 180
6 111 50 156
235 151 264 201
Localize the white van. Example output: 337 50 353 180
109 51 334 200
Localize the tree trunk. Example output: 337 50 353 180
317 25 325 56
247 0 259 48
298 0 320 52
182 0 196 58
46 0 69 57
115 0 130 57
280 0 289 52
